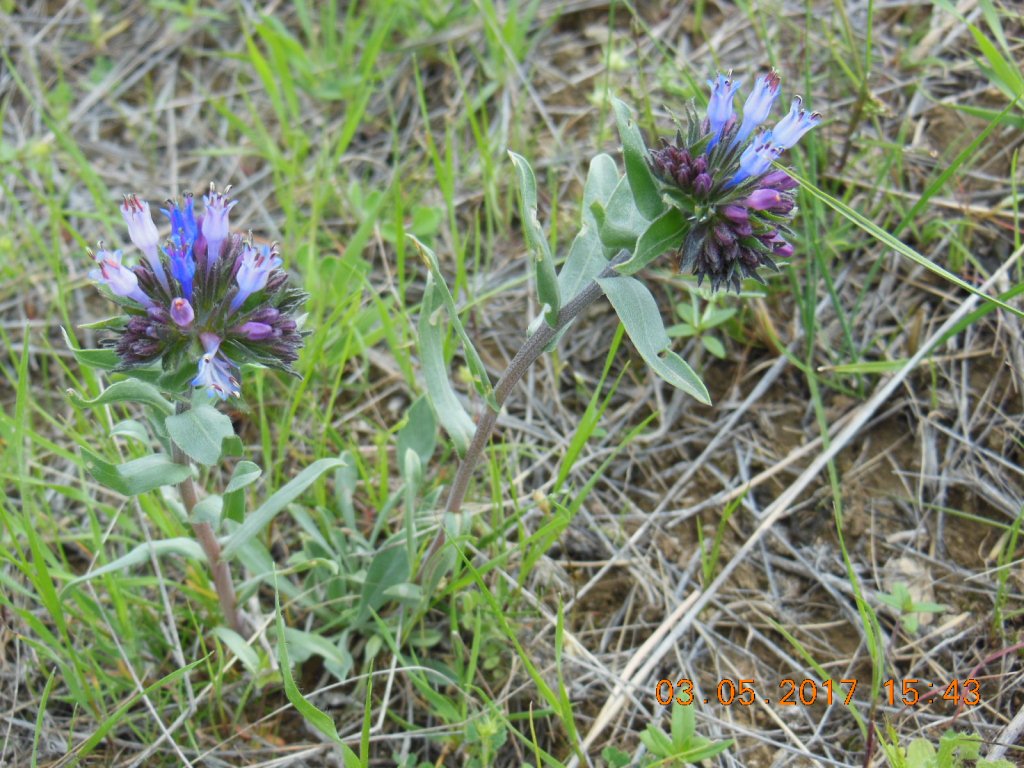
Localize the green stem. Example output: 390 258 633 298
173 402 243 634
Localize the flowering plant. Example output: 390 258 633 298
419 72 819 560
67 185 342 635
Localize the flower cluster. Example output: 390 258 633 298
648 70 821 291
87 185 306 399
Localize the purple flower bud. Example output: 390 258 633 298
760 170 798 191
121 194 169 292
88 247 154 307
202 183 237 266
771 96 822 150
230 243 282 313
733 70 781 148
170 297 194 327
247 306 281 325
706 73 741 149
774 241 795 258
693 173 712 197
721 205 749 223
744 189 783 210
235 321 275 340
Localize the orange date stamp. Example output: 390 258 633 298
655 678 982 708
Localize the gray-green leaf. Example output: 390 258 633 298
612 97 664 221
509 150 560 326
597 275 711 404
62 537 204 592
222 457 346 558
165 404 235 466
82 450 191 496
69 379 174 417
417 275 476 456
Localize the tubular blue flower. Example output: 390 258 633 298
121 194 169 292
706 73 740 149
771 96 822 151
162 194 198 245
202 183 236 266
88 247 154 307
732 70 781 148
170 297 195 327
728 131 782 187
230 242 282 313
163 236 196 300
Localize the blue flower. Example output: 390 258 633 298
192 333 240 400
121 195 169 292
732 70 781 148
770 96 822 150
163 236 196 301
230 242 283 313
87 184 307 396
88 247 154 307
202 183 236 266
706 73 740 149
729 131 783 187
162 194 198 246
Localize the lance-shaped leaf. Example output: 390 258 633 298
557 153 618 304
418 275 475 456
597 275 711 404
61 327 120 370
223 460 262 523
612 97 665 221
595 175 649 250
221 457 346 558
615 207 688 275
410 236 496 409
82 450 191 496
62 537 205 592
68 379 174 417
509 151 560 327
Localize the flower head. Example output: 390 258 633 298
86 184 307 398
647 69 820 291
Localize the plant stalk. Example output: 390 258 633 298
426 254 627 560
173 402 243 634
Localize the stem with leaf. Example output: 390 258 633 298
426 254 628 559
172 402 243 634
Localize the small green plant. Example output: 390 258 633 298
667 282 758 360
603 702 732 766
877 581 947 634
68 186 341 635
881 727 1014 768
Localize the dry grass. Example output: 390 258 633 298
1 0 1022 766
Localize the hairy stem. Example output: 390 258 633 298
426 253 627 560
173 402 242 634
